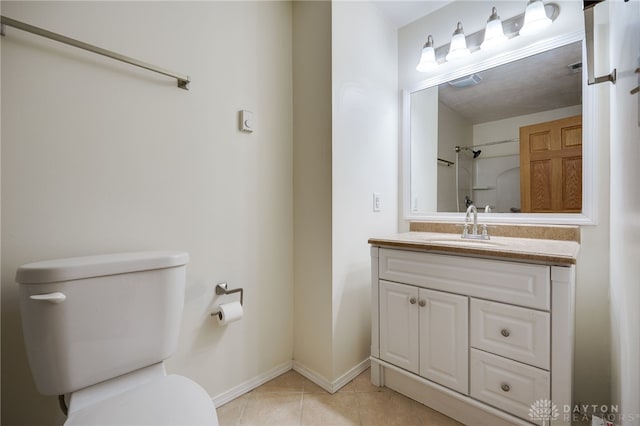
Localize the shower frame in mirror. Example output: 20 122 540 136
402 30 597 225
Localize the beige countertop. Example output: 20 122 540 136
368 231 580 266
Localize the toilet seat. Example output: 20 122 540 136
64 375 218 426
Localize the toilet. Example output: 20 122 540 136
15 251 219 425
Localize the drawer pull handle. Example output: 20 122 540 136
501 384 511 392
418 299 426 307
409 297 417 305
500 329 510 337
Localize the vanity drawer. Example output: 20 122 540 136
470 349 549 424
470 299 550 370
379 249 550 310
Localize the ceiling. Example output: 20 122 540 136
373 1 452 28
437 41 583 124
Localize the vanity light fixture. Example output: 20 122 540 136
519 0 553 36
416 1 560 73
416 35 438 72
480 7 508 50
445 22 471 61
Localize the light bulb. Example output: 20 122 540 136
445 22 470 61
481 7 508 50
416 35 437 72
520 0 552 36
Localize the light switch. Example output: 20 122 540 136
373 192 381 212
240 110 254 133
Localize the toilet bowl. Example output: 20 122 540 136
15 251 218 425
64 366 216 425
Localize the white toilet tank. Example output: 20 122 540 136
15 251 189 396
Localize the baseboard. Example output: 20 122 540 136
373 357 532 426
332 358 371 392
293 358 370 394
211 360 293 407
212 357 371 406
291 362 333 393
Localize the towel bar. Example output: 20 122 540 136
0 15 190 90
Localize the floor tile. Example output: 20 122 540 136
217 367 462 426
302 376 328 394
240 393 303 426
301 392 360 426
217 393 250 426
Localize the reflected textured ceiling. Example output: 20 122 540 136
437 42 583 124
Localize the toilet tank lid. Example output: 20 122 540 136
16 251 189 284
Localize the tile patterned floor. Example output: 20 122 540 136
216 368 463 426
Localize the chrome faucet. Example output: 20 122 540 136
462 204 490 240
466 204 478 235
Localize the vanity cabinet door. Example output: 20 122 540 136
379 280 419 373
419 288 469 394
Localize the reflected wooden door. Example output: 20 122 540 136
519 115 582 213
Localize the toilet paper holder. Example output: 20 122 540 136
211 282 243 317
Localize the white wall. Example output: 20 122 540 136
608 0 640 423
292 0 334 381
1 2 293 424
572 6 613 409
332 0 398 380
293 0 400 386
293 1 400 387
411 87 439 212
397 0 612 408
473 105 582 157
437 101 472 212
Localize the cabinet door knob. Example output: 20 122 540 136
500 329 510 337
501 383 511 392
409 297 417 305
418 299 426 307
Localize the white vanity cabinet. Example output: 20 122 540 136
370 246 575 426
380 281 468 394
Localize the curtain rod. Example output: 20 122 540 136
458 138 520 150
438 157 454 166
0 15 190 90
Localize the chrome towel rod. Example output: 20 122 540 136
0 15 190 90
582 2 616 85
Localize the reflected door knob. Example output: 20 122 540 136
419 299 426 307
501 329 510 337
409 297 417 305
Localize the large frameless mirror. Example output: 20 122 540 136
403 35 596 224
